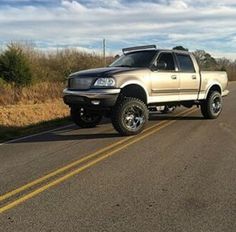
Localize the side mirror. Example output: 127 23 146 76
156 61 167 70
151 61 167 71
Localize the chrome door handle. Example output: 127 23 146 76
192 75 197 80
171 75 177 80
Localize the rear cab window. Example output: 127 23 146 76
176 53 195 73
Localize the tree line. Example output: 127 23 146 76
0 43 235 89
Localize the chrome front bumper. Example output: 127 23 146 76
63 88 121 99
63 88 121 107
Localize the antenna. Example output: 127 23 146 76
103 38 106 66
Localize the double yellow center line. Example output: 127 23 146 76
0 107 197 214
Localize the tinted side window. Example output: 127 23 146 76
176 54 195 72
157 53 175 71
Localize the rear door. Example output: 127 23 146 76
150 52 180 103
175 53 200 101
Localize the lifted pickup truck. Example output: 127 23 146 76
63 45 229 136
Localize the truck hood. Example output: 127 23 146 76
69 67 141 78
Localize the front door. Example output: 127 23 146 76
150 52 180 103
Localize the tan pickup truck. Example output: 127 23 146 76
63 45 229 135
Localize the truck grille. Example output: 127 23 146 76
68 78 94 90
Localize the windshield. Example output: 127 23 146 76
110 50 157 68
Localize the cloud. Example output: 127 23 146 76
0 0 235 59
61 0 86 11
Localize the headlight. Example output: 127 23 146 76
94 78 116 87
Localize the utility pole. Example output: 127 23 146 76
103 38 106 66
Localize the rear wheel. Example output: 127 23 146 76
111 97 148 136
70 107 102 128
201 91 222 119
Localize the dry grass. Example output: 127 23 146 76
0 82 65 105
0 99 69 128
0 82 70 141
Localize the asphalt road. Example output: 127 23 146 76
0 82 236 232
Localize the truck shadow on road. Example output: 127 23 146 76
2 114 203 144
149 114 203 121
1 126 121 144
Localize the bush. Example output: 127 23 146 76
0 44 32 87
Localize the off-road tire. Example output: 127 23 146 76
70 107 102 128
201 91 222 119
111 97 149 136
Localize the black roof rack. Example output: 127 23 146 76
122 45 157 54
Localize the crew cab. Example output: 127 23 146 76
63 45 229 135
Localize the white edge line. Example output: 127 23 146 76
0 124 74 146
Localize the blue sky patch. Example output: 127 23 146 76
0 0 235 59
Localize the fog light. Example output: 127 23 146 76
91 100 100 105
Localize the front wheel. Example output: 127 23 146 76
70 107 102 128
201 91 223 119
111 97 149 136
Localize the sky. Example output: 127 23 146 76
0 0 236 59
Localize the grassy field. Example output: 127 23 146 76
0 82 64 105
0 99 70 142
0 99 68 127
0 82 70 142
